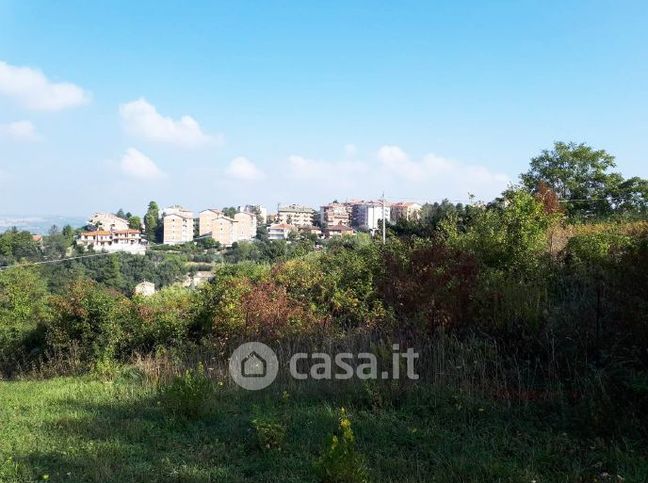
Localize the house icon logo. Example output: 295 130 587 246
229 342 278 390
241 351 267 378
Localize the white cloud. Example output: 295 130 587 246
288 154 368 181
0 120 39 141
120 148 165 180
377 144 509 200
119 98 221 148
0 61 90 111
226 156 264 181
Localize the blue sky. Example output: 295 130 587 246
1 0 647 216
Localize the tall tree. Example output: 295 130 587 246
521 141 620 218
144 201 160 243
128 215 142 231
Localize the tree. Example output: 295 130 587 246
116 208 127 219
144 201 160 243
521 141 620 218
223 207 238 218
128 215 142 231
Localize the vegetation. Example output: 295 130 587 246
1 142 648 480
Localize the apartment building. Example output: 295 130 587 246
163 206 194 245
354 202 390 230
268 223 297 240
319 202 352 227
390 202 423 222
199 209 257 247
88 212 129 231
77 229 146 254
277 204 315 227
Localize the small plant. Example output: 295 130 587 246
315 408 369 483
251 417 286 451
159 363 214 420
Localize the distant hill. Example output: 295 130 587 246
0 215 87 234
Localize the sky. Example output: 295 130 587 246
1 0 647 217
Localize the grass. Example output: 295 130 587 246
0 374 647 482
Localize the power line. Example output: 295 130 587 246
0 251 114 271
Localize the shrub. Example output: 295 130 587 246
315 408 368 483
251 417 286 451
159 363 214 420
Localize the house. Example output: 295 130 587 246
88 212 129 231
390 202 422 222
324 224 355 238
163 206 194 245
276 204 315 227
299 225 323 238
268 223 297 240
233 211 257 240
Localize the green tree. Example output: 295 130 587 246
521 141 620 218
223 207 238 218
144 201 160 243
128 215 142 231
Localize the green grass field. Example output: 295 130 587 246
1 375 646 482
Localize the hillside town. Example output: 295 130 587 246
76 200 423 253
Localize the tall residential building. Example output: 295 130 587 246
277 204 315 227
390 202 423 222
163 206 194 245
354 201 391 230
199 209 257 247
319 202 352 227
88 212 129 231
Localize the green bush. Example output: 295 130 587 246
315 408 368 483
251 417 286 451
159 364 214 420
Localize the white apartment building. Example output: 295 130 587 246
277 204 315 227
163 206 194 245
77 229 146 254
355 202 390 230
88 212 129 231
268 223 297 240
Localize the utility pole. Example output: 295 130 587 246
381 192 386 244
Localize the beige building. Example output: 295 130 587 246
324 224 355 238
277 204 315 227
163 206 194 245
88 212 129 231
320 202 352 227
199 209 257 247
390 202 423 222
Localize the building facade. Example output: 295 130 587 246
199 209 257 247
268 223 297 240
277 204 315 227
319 202 352 227
163 206 194 245
390 202 422 222
354 202 391 230
88 212 129 231
77 229 146 254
